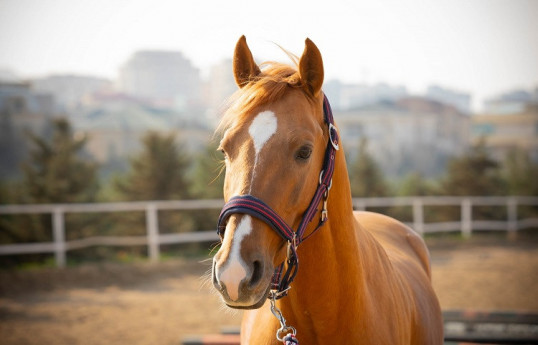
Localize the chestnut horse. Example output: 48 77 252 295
212 36 443 344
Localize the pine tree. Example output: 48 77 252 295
114 131 190 201
440 138 506 196
503 147 538 196
189 141 224 199
1 118 98 265
502 147 538 221
113 131 193 236
348 138 390 197
21 118 98 203
439 138 506 222
188 141 225 234
397 173 433 197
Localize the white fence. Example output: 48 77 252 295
0 196 537 267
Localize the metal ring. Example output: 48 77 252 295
328 123 340 151
276 326 297 342
319 170 333 191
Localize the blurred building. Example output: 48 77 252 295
31 75 111 112
0 69 20 83
0 82 57 179
204 59 236 125
336 97 470 177
118 50 201 110
323 80 408 110
483 88 538 115
0 82 55 135
472 103 538 162
74 92 211 164
426 85 472 114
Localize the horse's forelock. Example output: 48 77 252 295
215 62 310 137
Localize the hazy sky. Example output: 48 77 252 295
1 0 537 110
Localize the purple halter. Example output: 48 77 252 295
217 94 339 299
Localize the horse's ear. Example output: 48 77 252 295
299 38 324 97
233 35 261 88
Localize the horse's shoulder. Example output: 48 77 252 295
352 211 432 278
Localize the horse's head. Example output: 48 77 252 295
212 36 329 309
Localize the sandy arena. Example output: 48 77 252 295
1 234 537 345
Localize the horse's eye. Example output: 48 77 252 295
218 148 227 160
295 146 312 161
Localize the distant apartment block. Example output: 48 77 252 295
0 82 57 178
483 88 538 115
204 59 236 120
335 97 470 177
118 51 201 109
426 85 472 114
74 93 211 163
0 82 55 133
324 80 408 110
32 75 111 112
472 103 538 162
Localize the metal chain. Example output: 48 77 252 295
269 292 297 343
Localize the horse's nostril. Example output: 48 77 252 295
250 260 263 287
212 261 223 290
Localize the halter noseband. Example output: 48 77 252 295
217 94 339 300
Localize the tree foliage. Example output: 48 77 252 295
112 131 193 238
189 141 224 199
114 131 190 201
502 147 538 196
1 118 98 255
396 173 434 197
348 138 390 197
187 141 225 234
21 118 99 203
438 139 509 221
440 139 506 196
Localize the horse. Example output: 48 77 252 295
211 35 443 344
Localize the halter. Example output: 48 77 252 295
217 94 339 299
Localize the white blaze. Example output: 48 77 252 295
248 110 277 190
218 215 253 301
249 110 278 154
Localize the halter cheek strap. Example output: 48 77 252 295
216 94 338 299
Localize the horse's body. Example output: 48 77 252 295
212 36 443 344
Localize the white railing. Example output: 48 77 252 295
352 196 538 236
1 196 537 267
0 199 224 267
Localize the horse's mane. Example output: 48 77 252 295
216 61 309 135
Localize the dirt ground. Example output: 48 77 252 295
1 234 537 345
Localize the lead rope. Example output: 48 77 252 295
270 292 299 344
269 238 299 344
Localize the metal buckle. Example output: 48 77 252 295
319 171 333 190
286 235 297 261
328 123 339 151
321 187 330 222
321 198 328 222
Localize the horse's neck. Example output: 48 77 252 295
278 150 392 339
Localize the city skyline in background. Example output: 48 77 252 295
1 0 537 183
1 0 537 112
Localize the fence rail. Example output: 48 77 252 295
1 196 537 267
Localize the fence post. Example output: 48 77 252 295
355 199 366 211
412 198 424 236
507 197 518 239
146 203 160 263
461 198 472 238
52 207 66 268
